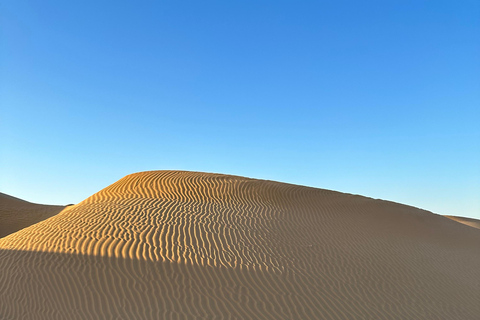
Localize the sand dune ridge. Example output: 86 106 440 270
0 171 479 319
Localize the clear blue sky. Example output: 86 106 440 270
1 1 479 219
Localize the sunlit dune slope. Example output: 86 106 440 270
0 192 66 238
445 215 480 230
1 171 479 319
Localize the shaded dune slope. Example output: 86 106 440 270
0 192 66 238
1 171 479 319
445 215 480 230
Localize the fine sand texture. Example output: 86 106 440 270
0 192 66 238
445 215 480 230
0 171 479 319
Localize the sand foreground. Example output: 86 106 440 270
1 171 479 319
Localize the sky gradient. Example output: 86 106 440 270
1 1 479 219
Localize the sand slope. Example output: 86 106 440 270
0 192 66 238
0 171 479 319
445 215 480 230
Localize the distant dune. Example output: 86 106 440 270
444 215 480 230
0 192 65 238
0 171 479 319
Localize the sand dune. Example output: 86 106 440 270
0 192 66 238
445 215 480 230
0 171 479 319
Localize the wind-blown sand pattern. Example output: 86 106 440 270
0 192 65 238
0 171 479 319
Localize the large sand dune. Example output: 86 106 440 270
0 171 479 319
0 192 65 238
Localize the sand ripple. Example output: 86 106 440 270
0 171 479 319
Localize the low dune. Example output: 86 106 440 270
444 215 480 230
0 171 479 319
0 192 66 238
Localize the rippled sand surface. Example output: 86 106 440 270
1 171 479 319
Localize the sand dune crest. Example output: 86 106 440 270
445 215 480 230
0 171 479 319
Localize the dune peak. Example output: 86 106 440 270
1 170 479 319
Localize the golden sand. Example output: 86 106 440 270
445 215 480 230
0 171 479 319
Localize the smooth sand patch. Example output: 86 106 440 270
444 215 480 230
1 171 479 319
0 192 66 238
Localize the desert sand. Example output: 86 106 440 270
0 171 479 319
445 215 480 230
0 192 65 238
